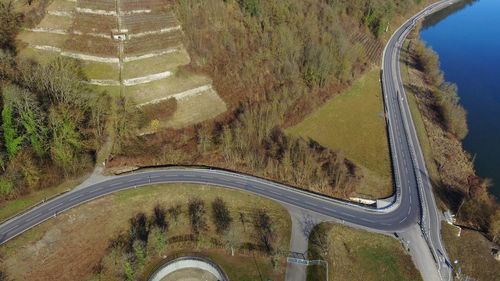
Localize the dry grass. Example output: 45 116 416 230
17 30 68 48
307 223 422 281
287 69 392 199
18 47 59 65
89 84 121 96
81 61 120 81
0 184 291 281
441 223 500 280
125 72 210 104
122 49 190 79
37 14 73 30
46 0 75 13
165 89 227 129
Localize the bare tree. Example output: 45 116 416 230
252 209 275 254
188 198 207 234
152 204 168 232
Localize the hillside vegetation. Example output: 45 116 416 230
108 0 431 199
0 51 109 202
1 0 435 202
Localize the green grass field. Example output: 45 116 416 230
307 223 422 281
287 69 392 198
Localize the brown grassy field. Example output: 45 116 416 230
441 223 500 280
122 50 190 79
125 72 210 104
0 184 291 281
307 223 422 281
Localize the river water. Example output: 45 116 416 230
420 0 500 198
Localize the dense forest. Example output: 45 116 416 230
0 1 109 199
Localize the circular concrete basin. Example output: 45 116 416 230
148 256 228 281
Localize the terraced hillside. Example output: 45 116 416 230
17 0 227 129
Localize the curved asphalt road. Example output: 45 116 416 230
0 1 458 280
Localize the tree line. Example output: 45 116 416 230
94 197 281 281
0 2 112 200
412 38 468 140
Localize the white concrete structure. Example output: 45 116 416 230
148 257 228 281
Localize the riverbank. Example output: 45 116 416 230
420 0 500 199
401 25 499 279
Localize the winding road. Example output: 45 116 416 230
0 1 459 280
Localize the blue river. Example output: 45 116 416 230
420 0 500 198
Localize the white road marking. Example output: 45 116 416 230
49 202 63 211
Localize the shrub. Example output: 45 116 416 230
152 204 168 231
0 177 13 197
188 198 207 234
211 197 232 234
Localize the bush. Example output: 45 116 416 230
0 177 13 197
168 204 182 224
211 197 232 234
128 213 150 248
152 204 168 231
0 1 23 53
188 198 207 234
414 40 443 85
437 82 468 139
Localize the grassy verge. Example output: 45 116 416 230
441 223 500 280
287 69 392 198
0 175 89 222
400 40 440 183
307 223 422 281
0 184 291 281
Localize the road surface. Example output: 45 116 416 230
0 1 459 280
